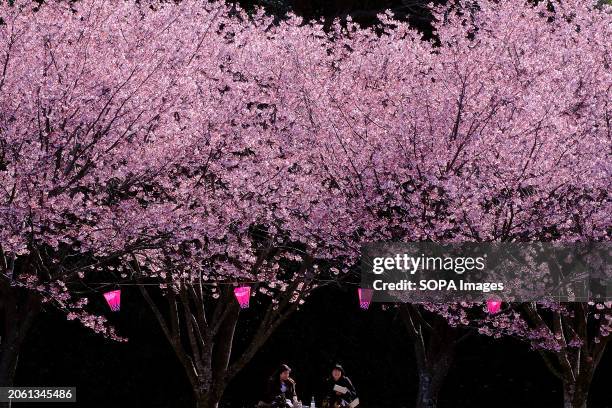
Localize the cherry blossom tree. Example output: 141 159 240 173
421 3 611 406
0 1 349 406
123 6 353 407
133 244 321 408
0 0 254 387
1 0 347 404
283 1 610 407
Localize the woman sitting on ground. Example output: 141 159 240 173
260 364 299 408
322 364 358 408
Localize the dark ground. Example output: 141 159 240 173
14 285 612 407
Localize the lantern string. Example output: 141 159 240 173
80 279 360 286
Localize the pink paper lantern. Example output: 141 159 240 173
358 288 373 310
486 298 502 314
234 286 251 309
103 289 121 312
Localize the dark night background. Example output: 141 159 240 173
8 0 612 407
14 285 612 407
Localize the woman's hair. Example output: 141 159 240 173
272 363 292 380
331 364 345 377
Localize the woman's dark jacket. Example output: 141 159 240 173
264 377 297 403
324 376 357 402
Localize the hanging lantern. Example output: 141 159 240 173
234 286 251 309
103 289 121 312
486 298 501 314
358 288 373 310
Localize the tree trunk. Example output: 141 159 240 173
195 392 221 408
416 363 451 408
0 286 39 408
0 349 18 408
0 287 39 388
399 305 461 408
138 262 312 408
562 379 589 408
415 335 454 408
0 337 20 387
562 384 588 408
526 304 608 408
